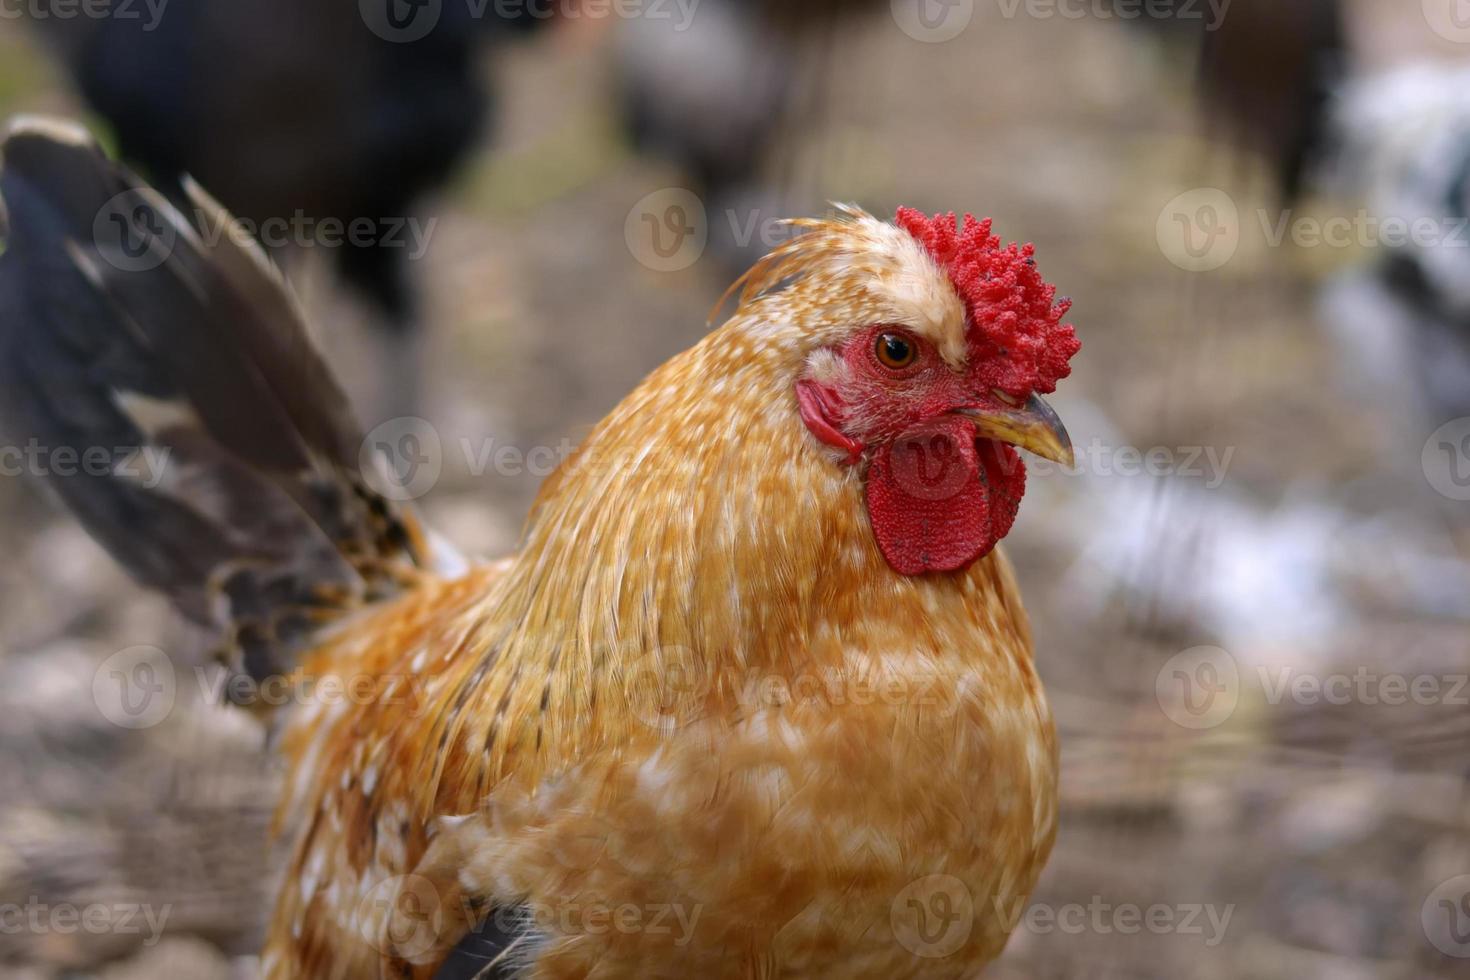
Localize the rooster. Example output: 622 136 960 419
0 119 1080 978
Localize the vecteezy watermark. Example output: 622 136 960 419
731 663 957 716
360 0 700 43
1423 875 1470 958
1030 438 1235 489
1423 417 1470 501
1257 209 1470 251
356 874 702 960
892 875 975 958
1257 666 1469 709
358 874 447 960
92 189 179 273
1156 188 1240 272
360 417 587 502
359 420 590 501
625 188 708 272
0 0 169 31
994 896 1234 946
1157 647 1470 731
93 191 436 273
1159 188 1470 272
0 439 171 489
623 191 808 273
1155 645 1240 730
891 0 975 43
0 898 172 946
1424 0 1470 44
92 647 433 729
620 643 709 732
621 650 974 733
92 645 177 730
194 664 431 714
868 425 1237 501
994 0 1232 31
361 416 445 502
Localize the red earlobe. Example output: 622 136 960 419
795 379 863 463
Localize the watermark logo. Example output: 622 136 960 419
359 874 446 960
622 643 711 733
1258 667 1468 708
1160 190 1470 268
195 664 430 714
92 653 432 726
993 0 1232 31
92 645 176 730
92 193 438 273
92 199 438 272
886 423 978 502
1155 645 1239 730
1157 652 1468 730
0 0 171 32
892 0 974 42
361 0 442 42
1259 209 1470 251
0 898 172 946
0 438 171 488
1423 417 1470 501
892 874 974 959
1026 439 1235 489
496 0 701 28
625 188 707 272
1423 875 1470 958
361 416 444 501
1424 0 1470 44
995 895 1233 945
93 190 178 273
1156 188 1239 272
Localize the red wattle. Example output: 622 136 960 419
865 416 1009 575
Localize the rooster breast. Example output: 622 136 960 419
268 550 1056 979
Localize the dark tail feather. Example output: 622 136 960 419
0 117 438 687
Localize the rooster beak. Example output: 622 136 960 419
953 394 1074 468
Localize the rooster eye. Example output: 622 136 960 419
875 333 917 370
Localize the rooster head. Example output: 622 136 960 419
727 205 1080 576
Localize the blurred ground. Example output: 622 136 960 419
1 1 1469 978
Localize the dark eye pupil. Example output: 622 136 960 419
879 335 912 366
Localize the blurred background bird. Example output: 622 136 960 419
1320 65 1470 465
614 0 883 266
1100 0 1348 203
24 0 552 421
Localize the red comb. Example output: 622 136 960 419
896 207 1080 395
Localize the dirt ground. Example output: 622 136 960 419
1 1 1468 977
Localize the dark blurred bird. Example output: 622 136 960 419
1119 0 1348 202
28 0 549 417
1193 0 1347 203
614 0 883 265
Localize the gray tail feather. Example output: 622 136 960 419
0 117 435 688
